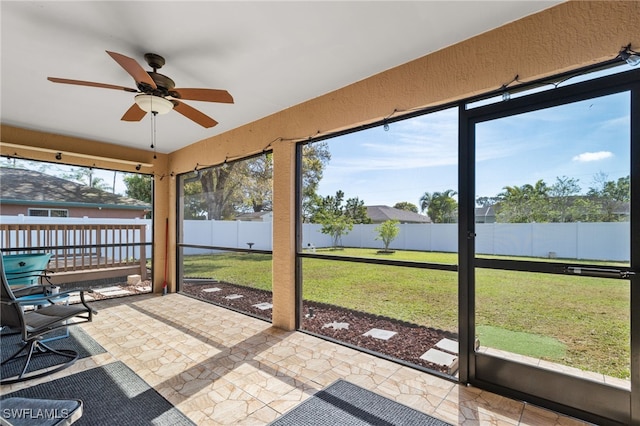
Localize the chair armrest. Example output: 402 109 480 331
14 289 88 305
11 284 46 297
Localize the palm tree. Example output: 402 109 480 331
498 179 549 222
419 189 458 223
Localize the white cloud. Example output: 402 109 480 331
572 151 613 162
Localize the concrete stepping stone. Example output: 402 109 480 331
362 328 397 340
322 321 350 330
94 288 132 297
202 287 222 293
420 348 458 374
225 294 244 300
435 338 459 354
93 286 124 294
252 302 273 310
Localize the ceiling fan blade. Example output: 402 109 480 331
171 88 234 104
106 51 156 89
48 77 138 92
121 104 147 122
173 101 218 128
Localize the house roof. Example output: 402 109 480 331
234 211 272 221
366 205 431 224
0 167 150 210
475 205 496 217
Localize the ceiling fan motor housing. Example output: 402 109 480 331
48 50 231 128
140 53 175 96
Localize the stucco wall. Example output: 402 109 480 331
0 204 146 219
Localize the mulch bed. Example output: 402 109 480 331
181 280 458 375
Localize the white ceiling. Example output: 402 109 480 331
1 1 562 155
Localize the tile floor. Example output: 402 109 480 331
1 293 594 425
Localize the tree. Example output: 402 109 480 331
475 196 500 208
301 142 332 222
496 179 549 223
198 163 245 220
241 154 273 213
586 172 630 222
191 143 330 221
122 173 152 219
62 167 111 191
393 202 418 213
549 176 581 222
375 220 400 252
419 189 458 223
182 179 208 220
123 174 152 204
309 190 371 247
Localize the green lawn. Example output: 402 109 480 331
181 249 630 379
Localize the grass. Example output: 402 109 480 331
476 325 567 359
181 249 630 379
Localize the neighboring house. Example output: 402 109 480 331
366 205 431 224
475 205 496 223
234 211 273 222
0 167 150 219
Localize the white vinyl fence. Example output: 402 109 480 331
183 220 629 262
1 216 628 262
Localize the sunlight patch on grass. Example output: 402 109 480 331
476 325 566 359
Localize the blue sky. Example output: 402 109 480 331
315 90 630 209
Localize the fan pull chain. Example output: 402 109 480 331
152 111 158 159
150 108 154 149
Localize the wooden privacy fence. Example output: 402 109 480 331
0 223 149 284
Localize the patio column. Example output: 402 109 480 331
271 141 296 330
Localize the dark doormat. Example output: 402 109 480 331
2 361 195 426
269 379 452 426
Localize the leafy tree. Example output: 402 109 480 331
318 213 353 248
301 142 331 222
586 172 630 222
419 189 458 223
496 179 549 223
191 143 329 221
309 190 371 247
549 176 581 222
475 196 500 208
393 202 418 213
123 174 152 204
62 167 112 191
198 163 244 220
182 179 208 220
495 174 629 223
241 154 273 213
375 220 400 252
122 173 152 218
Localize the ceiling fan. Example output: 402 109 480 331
48 51 233 128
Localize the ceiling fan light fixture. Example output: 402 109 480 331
134 94 173 114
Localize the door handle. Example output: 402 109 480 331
565 266 635 279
